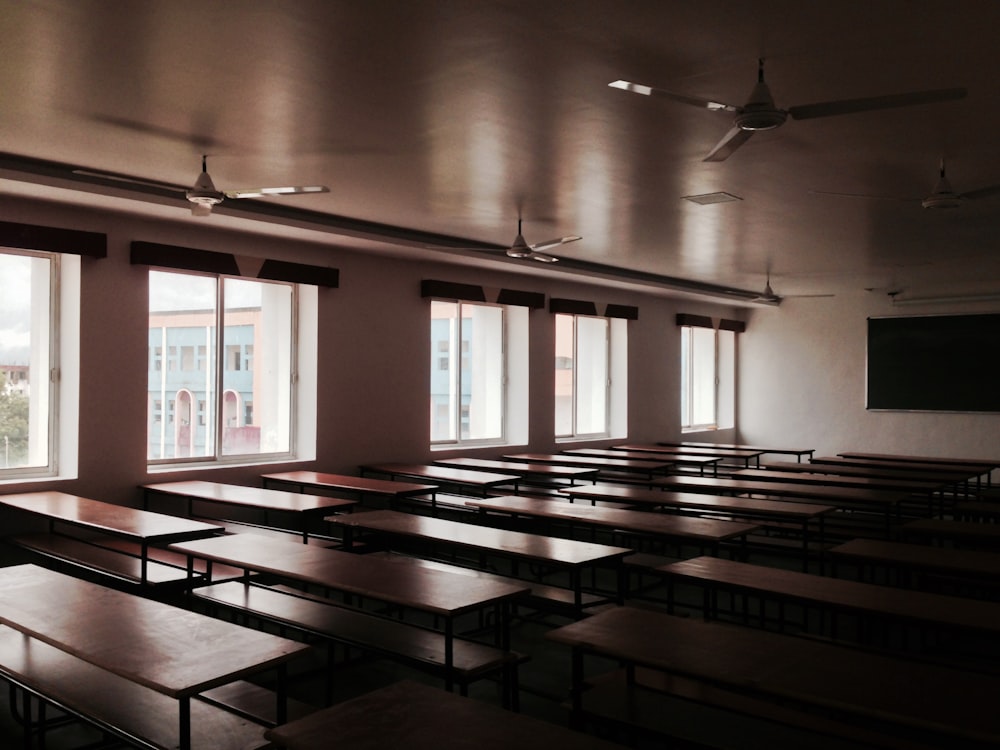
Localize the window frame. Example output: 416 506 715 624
0 247 62 481
680 324 735 432
146 269 301 468
554 312 612 440
429 298 509 448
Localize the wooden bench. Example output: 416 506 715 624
7 532 196 587
0 625 272 750
190 580 525 708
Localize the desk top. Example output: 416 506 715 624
262 471 438 497
809 456 984 481
0 563 308 698
830 538 1000 580
838 451 1000 471
264 679 621 750
359 463 521 487
170 533 528 616
903 518 1000 543
0 490 222 541
614 443 763 460
546 606 1000 745
658 441 815 459
432 456 600 480
563 448 721 468
328 508 635 565
659 556 1000 634
737 466 946 494
502 452 671 472
465 495 760 543
558 484 835 519
143 480 357 513
648 475 907 507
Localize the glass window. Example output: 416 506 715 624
555 313 610 439
430 300 505 445
0 249 58 476
681 325 735 431
147 270 296 464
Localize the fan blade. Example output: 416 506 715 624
530 235 582 252
531 252 560 263
809 189 918 201
960 184 1000 201
787 87 966 120
225 185 330 199
608 80 738 112
703 126 754 162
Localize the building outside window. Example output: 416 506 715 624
430 299 505 445
147 270 296 464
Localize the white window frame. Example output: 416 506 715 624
0 247 79 483
555 312 617 440
681 325 735 432
147 269 315 470
430 299 513 448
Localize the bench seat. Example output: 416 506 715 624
7 533 194 587
0 625 270 750
190 581 524 705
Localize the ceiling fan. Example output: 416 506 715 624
609 59 966 162
73 155 329 216
504 219 581 263
812 158 1000 209
731 273 835 305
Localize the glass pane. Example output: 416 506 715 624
680 327 691 427
0 252 51 470
463 303 503 441
147 271 217 460
575 316 608 435
691 326 717 426
430 300 458 442
221 278 293 456
554 314 574 436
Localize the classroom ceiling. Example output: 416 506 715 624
2 0 1000 305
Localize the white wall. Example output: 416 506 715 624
1 195 742 505
739 291 1000 459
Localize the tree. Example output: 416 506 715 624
0 371 30 467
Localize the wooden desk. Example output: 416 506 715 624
169 533 527 689
902 518 1000 548
328 508 633 611
808 456 984 491
546 606 1000 747
839 451 1000 477
262 470 439 507
465 495 759 558
358 463 521 498
614 442 764 468
658 555 1000 643
502 452 673 479
659 441 816 462
829 538 1000 588
562 447 720 475
646 474 908 537
142 480 357 543
556 484 832 570
739 465 946 495
264 679 622 750
0 563 309 750
0 490 222 586
432 456 600 484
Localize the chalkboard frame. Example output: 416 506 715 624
866 313 1000 413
